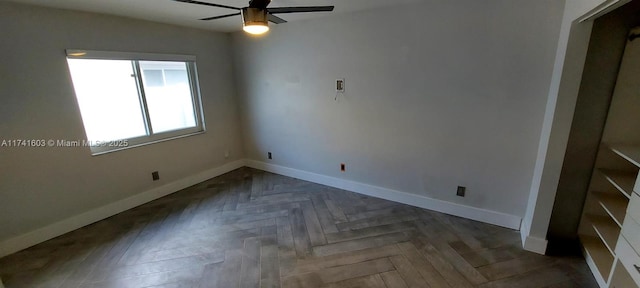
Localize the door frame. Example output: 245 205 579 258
521 0 632 254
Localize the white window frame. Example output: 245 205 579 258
66 49 206 155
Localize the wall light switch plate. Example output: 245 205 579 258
336 79 345 92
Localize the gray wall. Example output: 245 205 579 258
0 2 243 242
232 0 564 217
547 1 640 246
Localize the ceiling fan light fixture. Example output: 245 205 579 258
242 7 269 35
243 24 269 35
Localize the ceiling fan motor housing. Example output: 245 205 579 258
242 7 268 27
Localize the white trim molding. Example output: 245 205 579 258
520 217 548 254
577 0 632 22
246 160 522 230
522 236 549 255
0 160 245 258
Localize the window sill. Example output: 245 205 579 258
90 130 205 156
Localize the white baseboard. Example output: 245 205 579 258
246 160 522 230
522 235 548 254
0 159 245 258
519 216 547 254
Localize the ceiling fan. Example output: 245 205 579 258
173 0 335 35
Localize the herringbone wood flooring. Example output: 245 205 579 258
0 168 596 288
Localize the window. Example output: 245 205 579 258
66 50 205 155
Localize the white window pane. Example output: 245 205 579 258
67 59 147 142
143 70 164 87
164 70 185 86
140 61 196 134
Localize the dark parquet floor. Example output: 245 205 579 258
0 168 597 288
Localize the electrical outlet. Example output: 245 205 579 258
336 79 345 92
268 152 272 160
340 163 346 172
152 171 160 181
456 186 466 197
224 150 229 158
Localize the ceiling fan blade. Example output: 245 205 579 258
268 13 287 24
172 0 240 11
249 0 271 9
268 6 334 14
200 12 241 21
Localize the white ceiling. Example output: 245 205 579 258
5 0 422 32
